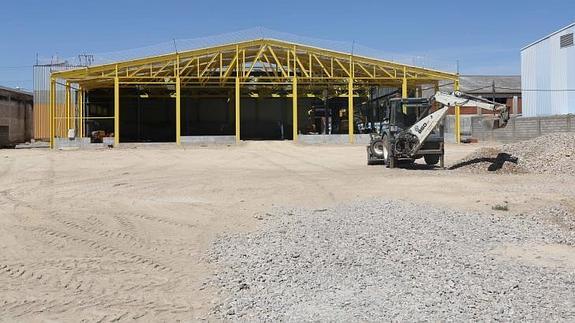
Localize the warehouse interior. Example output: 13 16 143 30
83 86 357 142
46 38 459 147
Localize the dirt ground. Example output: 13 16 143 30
0 142 573 321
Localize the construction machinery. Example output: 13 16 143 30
367 91 509 168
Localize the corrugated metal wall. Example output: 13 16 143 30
521 24 575 117
33 63 81 140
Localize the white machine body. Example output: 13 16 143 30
404 91 508 155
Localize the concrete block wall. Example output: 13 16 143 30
298 134 371 145
181 136 236 145
468 115 574 143
54 138 99 149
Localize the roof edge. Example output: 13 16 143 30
521 22 575 51
53 38 458 80
0 85 33 97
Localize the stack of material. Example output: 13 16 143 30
450 133 575 175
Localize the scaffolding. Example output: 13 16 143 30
49 35 460 148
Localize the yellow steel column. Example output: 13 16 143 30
235 45 241 143
114 76 120 147
401 66 409 97
402 66 408 113
235 77 240 142
292 76 298 142
79 89 83 138
348 56 354 144
65 81 71 131
455 79 461 144
348 78 354 143
402 78 408 98
49 78 55 149
176 55 181 146
176 77 181 145
76 88 80 138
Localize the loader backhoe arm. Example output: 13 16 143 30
403 91 509 156
433 91 510 128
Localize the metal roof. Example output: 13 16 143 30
0 85 33 98
426 75 521 98
458 75 521 94
521 22 575 51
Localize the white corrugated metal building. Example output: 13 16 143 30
521 23 575 117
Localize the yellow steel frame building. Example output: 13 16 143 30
50 38 460 148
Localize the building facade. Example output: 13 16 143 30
521 22 575 117
0 86 33 147
46 36 458 148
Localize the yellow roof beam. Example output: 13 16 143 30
266 45 288 78
333 58 350 77
356 62 374 78
295 55 310 78
52 38 458 83
262 53 280 79
244 44 266 78
152 61 173 77
312 54 331 78
199 53 220 78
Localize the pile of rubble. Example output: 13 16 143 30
450 133 575 175
207 200 575 321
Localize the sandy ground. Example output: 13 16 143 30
0 142 573 321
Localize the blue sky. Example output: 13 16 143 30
1 0 574 91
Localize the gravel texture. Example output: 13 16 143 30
208 200 575 321
450 133 575 174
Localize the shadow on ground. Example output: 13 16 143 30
448 153 518 172
368 160 440 170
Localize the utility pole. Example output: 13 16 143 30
492 80 496 103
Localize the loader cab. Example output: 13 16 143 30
367 96 445 168
388 98 432 131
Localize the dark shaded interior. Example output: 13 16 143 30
85 86 358 143
240 97 292 140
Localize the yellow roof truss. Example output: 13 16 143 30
53 39 458 89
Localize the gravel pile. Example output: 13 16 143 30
450 133 575 174
207 200 575 321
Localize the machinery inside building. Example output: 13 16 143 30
83 86 360 142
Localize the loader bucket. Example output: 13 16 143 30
481 117 507 130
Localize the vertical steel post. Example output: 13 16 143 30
114 76 120 147
402 66 408 113
292 76 298 142
176 55 181 146
65 81 71 131
235 77 240 142
348 79 354 143
49 78 55 149
77 88 82 138
176 77 181 145
402 78 408 97
235 45 240 143
292 45 298 142
455 79 461 144
402 67 408 98
348 56 354 143
80 89 84 138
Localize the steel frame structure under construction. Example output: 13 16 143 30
50 38 460 148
